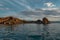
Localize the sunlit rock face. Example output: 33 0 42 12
42 17 49 24
0 16 25 25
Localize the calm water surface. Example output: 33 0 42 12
0 23 60 40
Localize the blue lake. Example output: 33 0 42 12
0 23 60 40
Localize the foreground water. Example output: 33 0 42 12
0 23 60 40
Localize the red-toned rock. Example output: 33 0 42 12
42 17 49 24
0 16 25 25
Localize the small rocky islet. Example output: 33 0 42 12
0 16 49 25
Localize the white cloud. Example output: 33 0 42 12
20 8 60 21
41 8 59 10
44 2 55 7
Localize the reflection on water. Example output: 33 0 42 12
0 23 60 40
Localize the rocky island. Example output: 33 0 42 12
0 16 50 25
0 16 26 25
42 17 50 24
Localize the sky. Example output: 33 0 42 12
0 0 60 21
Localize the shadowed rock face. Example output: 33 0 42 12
42 17 49 24
36 20 42 24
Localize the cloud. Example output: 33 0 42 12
19 8 60 21
41 8 59 10
46 15 60 21
13 0 35 11
0 7 10 10
44 2 55 7
0 4 4 6
21 8 60 16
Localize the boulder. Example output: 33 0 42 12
42 17 49 24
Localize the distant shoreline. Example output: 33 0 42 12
0 16 59 25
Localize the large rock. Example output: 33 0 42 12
35 20 42 24
0 16 25 25
42 17 49 24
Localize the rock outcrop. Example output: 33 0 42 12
42 17 49 24
35 20 42 24
0 16 25 25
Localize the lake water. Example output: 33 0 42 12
0 23 60 40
